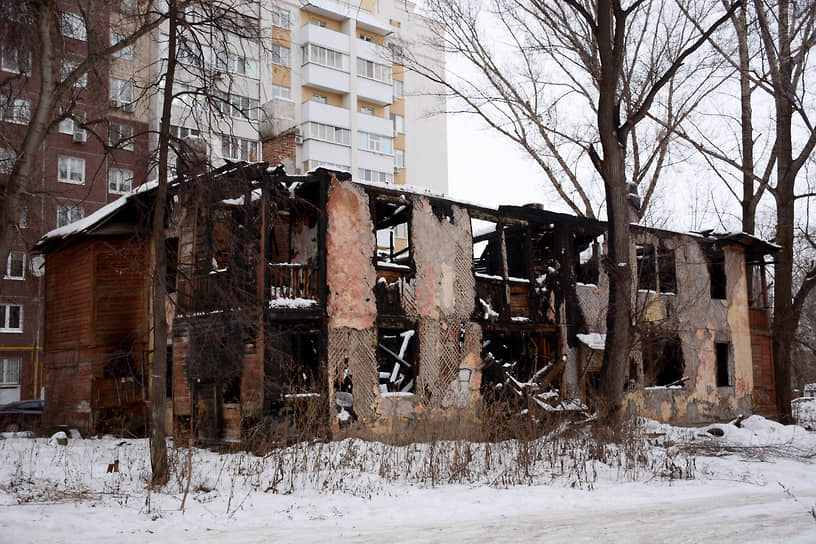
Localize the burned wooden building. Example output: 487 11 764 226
35 162 779 439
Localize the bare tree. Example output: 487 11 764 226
675 0 816 421
413 0 737 419
0 0 173 264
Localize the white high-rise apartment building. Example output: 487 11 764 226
151 0 448 195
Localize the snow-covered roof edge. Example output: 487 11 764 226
36 179 159 247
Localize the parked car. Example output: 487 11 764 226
0 399 44 432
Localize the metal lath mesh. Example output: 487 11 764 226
576 285 606 331
328 327 378 419
418 319 464 408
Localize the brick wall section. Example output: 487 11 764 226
262 129 296 172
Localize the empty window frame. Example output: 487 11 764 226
715 342 731 387
374 198 411 267
706 246 727 300
643 335 684 387
657 247 677 294
504 227 530 280
636 244 657 291
377 327 416 394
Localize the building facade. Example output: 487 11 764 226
0 0 448 405
0 4 149 403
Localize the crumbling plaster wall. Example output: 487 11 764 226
325 179 379 419
325 181 483 433
575 232 754 424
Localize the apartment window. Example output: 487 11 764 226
170 125 200 139
57 204 84 227
60 12 87 41
177 37 203 66
58 156 85 184
305 122 350 145
302 44 346 70
357 58 391 83
61 61 88 88
269 84 291 100
360 105 374 115
0 357 21 384
229 94 260 121
270 6 290 29
220 135 258 161
636 244 657 291
0 147 16 174
388 43 404 63
111 32 135 60
359 33 372 42
715 342 731 387
109 123 134 150
393 80 404 100
358 168 392 184
305 160 349 173
1 98 30 125
311 18 327 28
358 131 393 154
58 110 86 135
0 304 22 332
109 168 133 194
1 46 31 73
110 78 135 111
312 94 327 104
5 251 25 280
269 45 290 68
391 113 404 134
395 149 405 169
216 51 261 76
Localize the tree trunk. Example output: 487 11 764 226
595 0 633 422
735 4 756 236
0 6 58 267
149 0 179 486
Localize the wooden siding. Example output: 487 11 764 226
45 242 95 349
94 239 148 348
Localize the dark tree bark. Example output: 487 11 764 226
149 0 179 487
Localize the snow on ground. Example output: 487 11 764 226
1 417 815 543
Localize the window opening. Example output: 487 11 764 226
374 198 411 269
715 342 730 387
636 243 656 291
377 327 416 394
643 334 684 386
706 246 727 300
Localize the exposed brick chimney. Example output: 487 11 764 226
262 127 297 173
